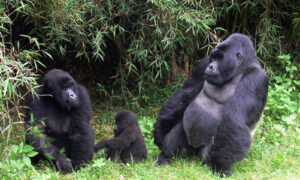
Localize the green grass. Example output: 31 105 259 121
0 106 299 180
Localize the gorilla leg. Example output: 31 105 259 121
157 122 191 165
26 135 72 172
105 148 119 161
210 119 252 177
68 129 94 170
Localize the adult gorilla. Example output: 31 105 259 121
24 69 94 172
154 33 268 176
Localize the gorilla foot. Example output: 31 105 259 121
213 163 232 177
218 169 232 178
56 156 72 173
156 153 171 166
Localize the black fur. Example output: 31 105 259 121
154 33 269 176
95 111 147 163
154 57 209 149
24 69 94 172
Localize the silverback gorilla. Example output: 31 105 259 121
95 111 147 163
154 33 268 176
24 69 94 172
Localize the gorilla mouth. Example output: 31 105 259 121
66 98 79 106
205 73 214 78
62 99 77 111
204 69 218 77
204 74 218 82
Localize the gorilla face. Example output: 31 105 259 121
113 116 128 136
113 119 126 136
113 111 138 136
205 42 243 86
44 69 79 111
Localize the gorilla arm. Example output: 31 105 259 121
154 57 209 148
95 125 138 152
224 64 269 129
24 94 73 171
25 133 72 171
68 85 94 170
24 114 72 172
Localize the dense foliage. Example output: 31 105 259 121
0 1 299 178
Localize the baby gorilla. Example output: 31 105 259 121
95 111 147 163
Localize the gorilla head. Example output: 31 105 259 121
113 111 138 136
43 69 79 110
205 34 256 86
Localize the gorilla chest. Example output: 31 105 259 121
196 80 239 116
194 90 223 119
44 107 71 136
183 78 241 148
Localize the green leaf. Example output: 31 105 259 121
23 145 35 153
11 160 23 170
23 157 32 167
44 153 54 160
27 151 39 157
274 76 282 83
92 158 106 168
9 145 19 152
277 54 291 60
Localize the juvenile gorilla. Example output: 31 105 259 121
154 33 268 176
24 69 94 172
95 111 147 163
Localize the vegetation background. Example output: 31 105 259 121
0 0 299 179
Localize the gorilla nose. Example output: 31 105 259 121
205 63 217 76
69 92 76 99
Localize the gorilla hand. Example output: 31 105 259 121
56 155 72 172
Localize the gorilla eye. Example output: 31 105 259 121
67 81 75 86
211 52 223 60
61 78 74 87
236 52 243 61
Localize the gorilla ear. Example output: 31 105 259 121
43 79 53 93
43 79 49 90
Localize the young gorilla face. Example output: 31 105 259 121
114 111 138 136
44 69 80 111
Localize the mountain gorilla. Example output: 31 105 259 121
24 69 94 172
154 33 268 176
95 111 147 163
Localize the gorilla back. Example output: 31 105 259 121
24 69 94 172
154 33 268 177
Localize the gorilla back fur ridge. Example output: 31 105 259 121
95 111 147 163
